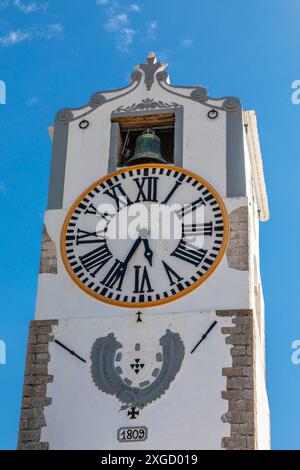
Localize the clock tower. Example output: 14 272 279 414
18 53 270 450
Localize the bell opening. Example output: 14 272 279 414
113 113 175 167
126 129 167 166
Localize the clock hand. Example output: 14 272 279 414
54 339 87 363
191 321 218 354
123 237 143 266
142 238 153 266
115 237 143 278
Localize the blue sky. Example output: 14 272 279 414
0 0 299 450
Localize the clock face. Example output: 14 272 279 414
61 164 229 307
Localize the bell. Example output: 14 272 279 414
127 129 167 166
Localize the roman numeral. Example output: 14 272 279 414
104 183 132 211
133 266 154 293
76 229 105 245
177 197 206 217
79 242 113 277
171 240 207 267
101 260 126 291
84 203 99 215
84 203 111 221
162 261 183 286
182 222 213 237
134 177 159 202
162 181 182 204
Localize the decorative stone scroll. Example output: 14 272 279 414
112 98 180 114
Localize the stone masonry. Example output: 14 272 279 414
226 206 249 271
40 224 57 274
217 309 255 450
18 320 58 450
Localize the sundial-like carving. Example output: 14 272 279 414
90 330 185 409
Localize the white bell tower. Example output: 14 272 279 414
18 53 270 450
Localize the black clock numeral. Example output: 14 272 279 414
66 166 225 305
84 203 99 215
134 177 159 202
104 183 132 211
178 197 206 217
101 260 126 291
162 261 183 286
171 240 207 267
182 222 213 237
162 181 182 204
84 203 111 221
79 242 113 277
79 241 113 277
76 229 105 245
133 266 154 293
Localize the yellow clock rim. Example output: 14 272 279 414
60 163 230 309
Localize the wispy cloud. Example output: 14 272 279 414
0 29 31 46
130 3 140 12
38 23 62 39
147 20 158 40
97 0 138 52
181 38 194 48
117 27 136 51
98 0 140 13
105 13 128 32
13 0 48 13
26 96 39 106
0 23 63 47
0 1 57 47
0 0 48 12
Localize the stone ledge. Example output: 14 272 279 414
216 309 252 317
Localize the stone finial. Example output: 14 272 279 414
147 51 157 64
137 52 168 91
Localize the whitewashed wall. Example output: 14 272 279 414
244 124 270 449
42 311 232 450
